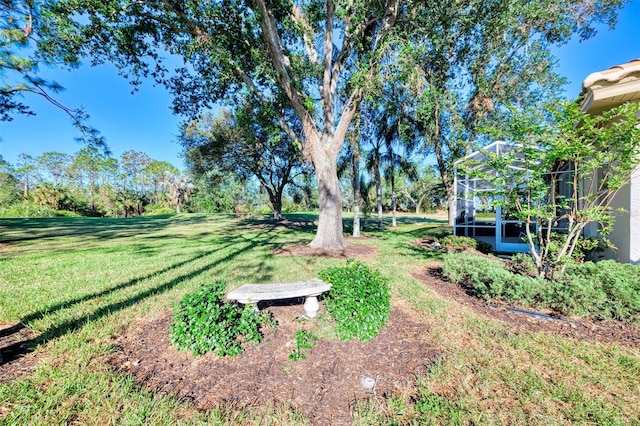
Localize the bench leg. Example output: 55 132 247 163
303 295 320 318
237 300 259 312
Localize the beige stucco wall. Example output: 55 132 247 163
628 165 640 264
600 165 640 264
580 61 640 264
604 178 631 262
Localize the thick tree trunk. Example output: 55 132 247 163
416 194 425 214
309 154 345 249
271 195 283 220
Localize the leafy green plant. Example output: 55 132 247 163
288 329 317 361
478 101 640 279
560 261 640 322
170 282 271 356
319 260 391 341
0 202 81 218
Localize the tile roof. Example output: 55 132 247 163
582 59 640 90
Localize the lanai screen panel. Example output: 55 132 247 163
454 141 538 253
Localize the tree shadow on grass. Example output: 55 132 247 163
402 244 447 261
0 216 218 258
0 231 277 368
395 224 451 240
233 216 318 235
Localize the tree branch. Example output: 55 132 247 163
291 3 319 64
249 0 311 127
321 0 335 137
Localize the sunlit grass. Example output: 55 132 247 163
1 212 638 425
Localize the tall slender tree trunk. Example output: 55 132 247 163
89 176 96 212
391 175 397 227
447 187 456 226
352 147 361 238
375 159 383 230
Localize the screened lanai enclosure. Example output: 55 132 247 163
453 141 535 253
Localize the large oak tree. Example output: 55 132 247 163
40 0 401 248
36 0 626 244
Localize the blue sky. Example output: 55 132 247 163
1 1 639 171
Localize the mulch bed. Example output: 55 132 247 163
106 304 439 425
272 242 379 260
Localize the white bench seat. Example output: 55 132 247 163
226 278 331 318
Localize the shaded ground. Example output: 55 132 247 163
0 322 40 383
413 263 640 349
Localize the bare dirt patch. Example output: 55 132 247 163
413 263 640 349
0 243 16 251
273 242 379 261
106 303 439 425
0 322 40 383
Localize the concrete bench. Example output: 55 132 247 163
226 278 331 318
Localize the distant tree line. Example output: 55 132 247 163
0 137 445 221
0 149 187 217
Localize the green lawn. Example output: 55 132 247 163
1 213 638 425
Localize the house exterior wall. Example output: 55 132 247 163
605 176 631 262
628 166 640 264
581 165 639 264
580 59 640 264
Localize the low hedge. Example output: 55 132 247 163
442 252 640 324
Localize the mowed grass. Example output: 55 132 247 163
1 213 639 425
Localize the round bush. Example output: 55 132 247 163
319 260 391 342
170 282 270 356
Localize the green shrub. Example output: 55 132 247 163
441 252 501 295
561 261 640 322
509 253 538 277
442 252 640 324
476 240 493 254
53 209 81 217
438 235 492 254
319 260 391 341
144 204 176 215
0 203 80 218
440 235 477 249
170 282 271 356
